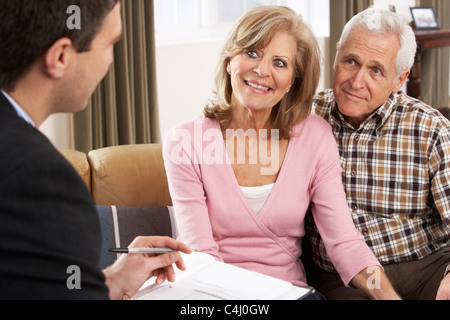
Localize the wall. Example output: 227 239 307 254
40 113 73 149
156 40 223 139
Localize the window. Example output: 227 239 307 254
154 0 330 46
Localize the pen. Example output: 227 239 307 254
109 248 176 254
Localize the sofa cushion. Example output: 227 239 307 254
88 144 172 207
96 206 177 269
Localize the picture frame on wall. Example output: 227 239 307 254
410 7 440 30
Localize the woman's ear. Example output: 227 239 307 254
44 38 75 79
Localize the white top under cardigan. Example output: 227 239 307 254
240 184 275 215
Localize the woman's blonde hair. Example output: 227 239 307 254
204 5 321 139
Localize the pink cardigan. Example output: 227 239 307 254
163 115 380 287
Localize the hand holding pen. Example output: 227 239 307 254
103 236 192 300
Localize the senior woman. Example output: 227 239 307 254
163 6 399 300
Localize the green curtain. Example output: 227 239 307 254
328 0 373 86
418 0 450 108
72 0 160 153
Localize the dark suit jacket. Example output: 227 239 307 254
0 92 109 299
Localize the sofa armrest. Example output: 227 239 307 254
59 148 91 192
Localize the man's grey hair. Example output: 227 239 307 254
338 6 417 77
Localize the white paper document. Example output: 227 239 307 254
132 252 312 300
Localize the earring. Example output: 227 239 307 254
287 83 293 93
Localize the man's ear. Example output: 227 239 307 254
392 69 410 93
44 38 75 79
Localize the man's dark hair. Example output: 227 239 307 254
0 0 120 91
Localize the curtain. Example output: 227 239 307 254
72 0 160 153
418 0 450 108
328 0 373 86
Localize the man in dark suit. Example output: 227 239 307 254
0 0 190 300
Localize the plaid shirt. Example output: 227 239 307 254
308 89 450 270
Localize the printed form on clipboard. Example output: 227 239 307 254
132 252 314 300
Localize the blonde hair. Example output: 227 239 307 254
204 6 321 139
